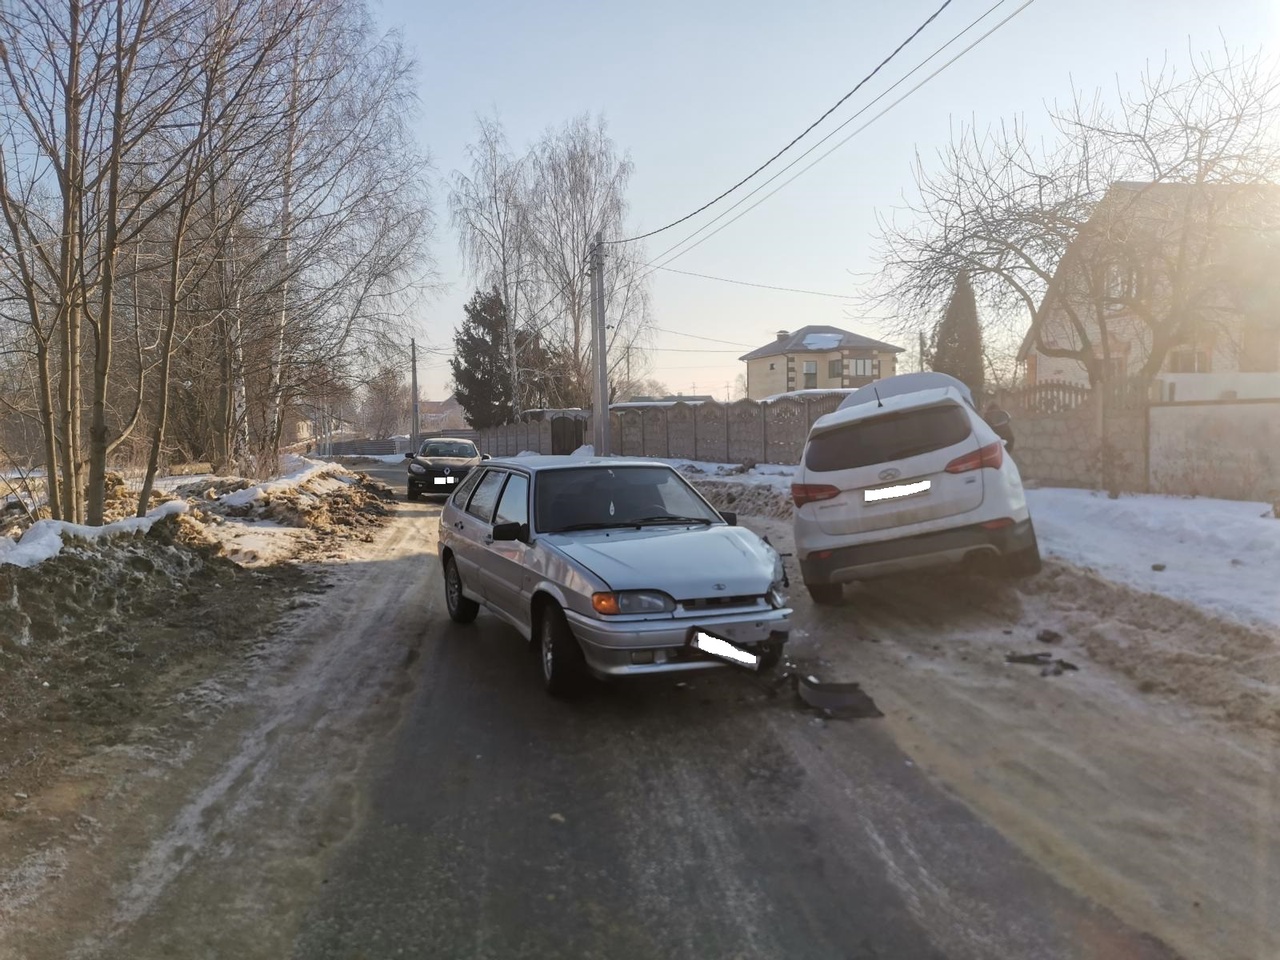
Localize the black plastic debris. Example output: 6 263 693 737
793 674 883 720
1007 651 1078 676
1036 629 1063 644
1151 563 1167 572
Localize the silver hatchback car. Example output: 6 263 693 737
437 457 792 696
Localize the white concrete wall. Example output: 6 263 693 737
1148 400 1280 500
1154 372 1280 402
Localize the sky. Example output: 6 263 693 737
372 0 1279 401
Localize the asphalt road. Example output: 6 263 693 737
289 478 1179 960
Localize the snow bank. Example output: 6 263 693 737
220 455 352 507
1029 488 1280 629
571 444 594 457
0 500 189 569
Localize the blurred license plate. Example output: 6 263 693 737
864 479 930 503
433 477 455 485
689 628 759 670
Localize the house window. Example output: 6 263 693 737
1167 349 1211 374
849 358 880 378
803 360 817 389
1104 263 1136 312
828 359 842 379
768 362 776 371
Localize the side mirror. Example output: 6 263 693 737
404 451 414 459
491 521 527 543
720 511 738 526
985 408 1011 429
481 453 491 460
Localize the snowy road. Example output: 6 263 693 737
5 482 1245 958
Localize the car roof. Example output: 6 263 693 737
810 385 971 435
420 437 476 444
479 455 677 473
837 371 975 410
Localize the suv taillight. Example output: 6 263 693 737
791 483 841 507
945 441 1004 474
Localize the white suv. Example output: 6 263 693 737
791 373 1040 603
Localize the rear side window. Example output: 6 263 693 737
465 470 507 522
494 473 529 527
450 468 484 506
805 403 971 472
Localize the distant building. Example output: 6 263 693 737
417 395 467 431
738 325 904 400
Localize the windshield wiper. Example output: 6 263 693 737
554 521 634 532
631 515 715 526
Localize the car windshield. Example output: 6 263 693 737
535 466 722 532
419 441 476 458
805 403 971 471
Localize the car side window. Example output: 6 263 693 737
450 468 484 506
465 470 506 523
493 473 529 527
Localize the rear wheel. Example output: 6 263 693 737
539 603 589 698
1006 530 1043 578
444 555 479 623
805 582 843 605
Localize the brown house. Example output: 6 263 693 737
738 325 903 400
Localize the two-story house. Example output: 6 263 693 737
1019 181 1280 400
739 325 904 400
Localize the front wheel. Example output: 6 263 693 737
444 555 479 623
539 604 589 698
805 582 843 605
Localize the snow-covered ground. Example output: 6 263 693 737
0 501 189 568
0 455 359 569
1028 488 1280 630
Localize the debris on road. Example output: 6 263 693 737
1036 629 1063 644
1151 563 1167 572
1005 651 1079 676
549 813 566 824
792 674 883 720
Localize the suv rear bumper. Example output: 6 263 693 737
800 518 1035 583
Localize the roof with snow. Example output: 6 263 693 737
738 325 904 362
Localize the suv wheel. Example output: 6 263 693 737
1006 533 1043 578
805 582 843 605
539 603 588 698
444 555 479 623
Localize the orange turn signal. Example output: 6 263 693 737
592 592 621 615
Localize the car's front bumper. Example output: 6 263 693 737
408 473 466 495
800 518 1035 583
564 607 791 677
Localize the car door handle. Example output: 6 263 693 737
483 537 494 545
454 521 464 530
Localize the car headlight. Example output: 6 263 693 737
408 462 426 474
768 583 787 608
591 590 676 615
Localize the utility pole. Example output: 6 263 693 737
590 232 610 455
919 329 927 373
410 337 420 454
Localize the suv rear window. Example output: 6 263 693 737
804 403 971 472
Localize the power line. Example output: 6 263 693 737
646 263 856 300
607 0 955 245
643 0 1031 273
648 347 747 354
652 325 756 347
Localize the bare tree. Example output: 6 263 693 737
873 47 1280 390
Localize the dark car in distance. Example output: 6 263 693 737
405 438 486 501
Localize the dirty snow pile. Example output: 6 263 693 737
0 501 189 569
1028 488 1280 630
